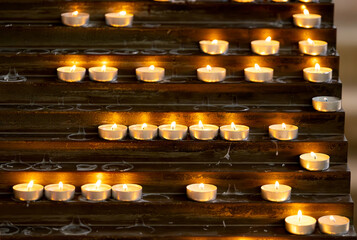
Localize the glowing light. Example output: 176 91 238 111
72 11 79 16
199 183 204 190
315 63 321 71
123 184 128 191
142 123 147 130
149 65 155 71
95 180 101 190
307 38 315 45
70 65 76 72
198 120 204 129
282 123 286 130
304 9 310 15
101 65 106 72
206 65 212 71
59 181 63 191
231 122 237 130
211 39 218 44
119 11 126 16
254 64 261 71
324 97 328 102
311 152 317 159
330 215 336 223
265 36 272 42
298 210 303 222
275 181 279 190
111 123 117 130
171 121 176 130
27 180 34 191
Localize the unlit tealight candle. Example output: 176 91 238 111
81 180 111 201
285 210 316 235
318 215 350 235
269 123 298 141
45 182 75 201
251 37 280 55
303 63 332 83
189 121 219 140
244 64 273 82
112 184 142 201
89 65 118 82
159 122 187 140
220 122 249 141
13 181 43 201
136 65 165 82
293 9 321 28
98 123 127 140
261 181 291 202
105 11 133 27
312 96 341 112
186 183 217 202
299 39 327 56
300 152 330 171
199 40 229 55
57 65 86 82
129 123 158 140
61 11 89 27
197 65 226 83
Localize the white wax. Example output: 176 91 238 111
220 124 249 141
299 40 327 56
186 183 217 202
303 66 332 83
136 66 165 82
244 66 273 82
261 183 291 202
312 96 341 112
81 183 112 201
159 124 188 140
57 66 86 82
98 124 128 141
45 183 75 201
197 66 226 83
300 152 330 171
105 12 133 27
293 13 321 28
89 66 118 82
285 214 316 235
199 40 229 55
318 215 350 235
189 124 219 140
61 12 89 27
13 183 44 201
112 184 142 201
251 39 280 55
269 124 298 141
129 124 158 140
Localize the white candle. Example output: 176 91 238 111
112 184 142 201
89 65 118 82
303 63 332 83
159 122 188 140
136 65 165 82
261 181 291 202
285 210 316 235
13 181 43 201
300 152 330 171
244 64 273 82
233 0 254 2
318 215 350 235
197 65 226 83
272 0 288 2
61 11 89 27
199 40 229 55
186 183 217 202
129 123 158 140
189 120 219 141
312 96 341 112
299 0 319 2
98 123 127 141
251 37 280 55
269 123 298 141
220 122 249 141
45 182 75 201
293 8 321 28
57 65 86 82
81 180 111 201
299 39 327 56
105 11 133 27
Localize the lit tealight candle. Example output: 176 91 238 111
251 36 280 55
159 121 188 140
299 38 327 56
136 65 165 82
293 8 321 28
318 215 350 235
105 11 133 27
129 123 158 140
233 0 254 2
285 210 316 235
45 182 75 201
98 123 127 141
244 64 274 82
199 39 229 55
61 11 89 27
189 120 219 141
13 180 44 201
303 63 332 83
89 64 118 82
112 184 142 201
299 0 318 2
220 122 249 141
261 181 291 202
272 0 288 2
300 152 330 171
57 65 86 82
81 180 112 201
312 96 341 112
269 123 298 141
186 183 217 202
197 65 226 83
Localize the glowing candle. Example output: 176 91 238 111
251 36 280 55
13 180 44 201
220 122 249 141
293 8 321 28
186 183 217 202
261 181 291 202
285 210 316 235
233 0 254 2
303 63 332 83
312 96 341 112
57 65 86 82
159 121 188 140
81 180 111 201
269 123 298 141
299 38 328 56
129 123 158 140
197 65 226 83
244 63 274 82
189 120 219 140
300 152 330 171
318 215 350 235
45 181 75 201
136 65 165 82
105 11 133 27
112 184 142 201
61 11 89 27
89 64 118 82
199 39 229 55
98 123 128 140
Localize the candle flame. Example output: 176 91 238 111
275 181 279 190
330 215 336 223
123 184 128 191
307 38 315 45
70 65 76 72
149 65 155 71
231 122 237 130
282 123 286 130
254 63 261 71
198 120 204 129
206 65 212 71
315 63 320 71
27 180 34 191
199 183 204 190
304 9 310 15
119 11 126 16
59 181 63 191
311 152 317 160
111 123 117 130
142 123 147 130
171 121 176 130
95 180 101 190
211 39 218 44
298 210 303 222
72 11 79 16
101 65 106 72
265 36 272 42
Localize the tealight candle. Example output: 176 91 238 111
261 181 291 202
89 65 118 82
220 122 249 141
272 0 288 2
293 8 321 28
189 120 219 140
269 123 298 141
81 180 111 201
159 121 188 140
300 152 330 171
312 96 341 112
45 182 75 201
299 39 327 56
186 183 217 202
244 64 274 82
98 123 127 140
129 123 158 140
251 37 280 55
199 39 229 55
285 210 316 235
57 65 86 82
136 65 165 82
233 0 254 2
61 11 89 27
299 0 318 2
105 11 133 27
318 215 350 235
303 63 332 83
112 184 142 201
197 65 226 83
13 181 43 201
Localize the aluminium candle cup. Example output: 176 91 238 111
186 184 217 202
261 184 291 202
299 40 327 56
112 184 142 201
269 124 298 141
303 66 332 83
45 184 75 201
98 124 128 141
158 124 188 140
105 13 133 27
136 67 165 82
251 40 280 55
300 153 330 171
89 67 118 82
13 183 44 201
312 96 341 112
220 125 249 141
272 0 288 2
293 13 321 28
197 67 226 83
199 40 229 55
285 214 316 235
57 66 86 82
61 12 89 27
318 215 350 235
81 183 112 201
189 124 219 140
244 66 273 82
129 124 158 140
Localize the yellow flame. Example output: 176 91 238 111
311 152 317 159
171 121 176 130
206 65 212 71
72 11 79 16
307 38 315 45
59 181 63 191
119 11 126 16
123 184 128 191
298 210 303 222
282 123 286 129
27 180 34 191
330 215 336 223
149 65 155 71
304 9 310 15
275 181 279 190
254 64 261 71
231 122 237 130
198 120 204 129
95 180 101 190
70 65 76 72
301 5 307 10
211 39 218 44
111 123 117 130
142 123 147 130
101 65 106 72
265 36 272 42
315 63 321 71
199 183 204 190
